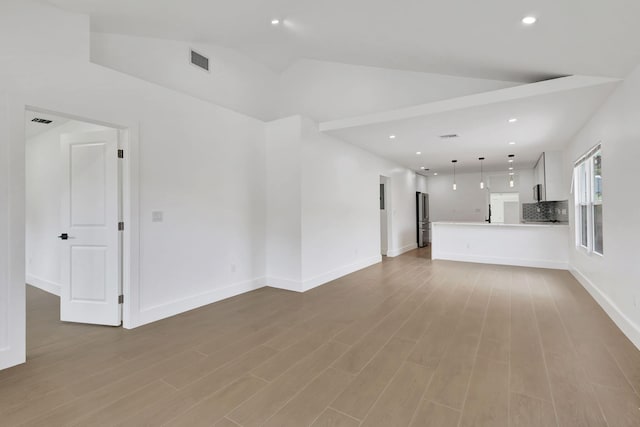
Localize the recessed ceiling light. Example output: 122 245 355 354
509 172 515 175
509 159 514 163
433 173 438 176
416 152 422 155
508 118 518 123
509 141 516 145
389 135 396 139
522 16 537 25
271 19 280 25
509 167 514 170
420 166 425 170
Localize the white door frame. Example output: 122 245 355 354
379 175 392 256
0 96 140 370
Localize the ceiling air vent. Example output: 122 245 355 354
190 49 210 72
439 134 459 139
31 118 53 124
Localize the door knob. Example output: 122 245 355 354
58 233 69 240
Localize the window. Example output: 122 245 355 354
574 144 603 255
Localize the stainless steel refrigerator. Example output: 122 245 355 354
416 192 430 247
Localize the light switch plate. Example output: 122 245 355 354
152 211 164 222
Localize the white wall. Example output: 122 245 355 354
264 116 420 292
278 59 519 122
0 0 268 370
25 120 108 296
0 92 13 363
416 174 428 193
432 223 569 270
426 169 535 222
0 0 89 62
564 63 640 349
300 118 418 289
91 33 280 121
265 117 302 288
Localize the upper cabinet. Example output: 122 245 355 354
534 151 567 201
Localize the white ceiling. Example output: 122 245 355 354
45 0 640 82
322 78 618 174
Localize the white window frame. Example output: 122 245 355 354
573 144 602 256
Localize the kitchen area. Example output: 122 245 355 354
425 151 571 269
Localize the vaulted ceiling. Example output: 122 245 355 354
45 0 640 82
42 0 635 174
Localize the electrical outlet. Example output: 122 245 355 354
231 264 236 273
151 211 163 222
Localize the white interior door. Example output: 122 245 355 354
59 130 121 326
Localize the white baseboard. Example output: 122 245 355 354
570 267 640 351
387 243 417 258
136 277 266 327
432 252 568 270
267 276 303 292
267 255 383 293
0 347 25 371
26 274 61 296
301 255 382 292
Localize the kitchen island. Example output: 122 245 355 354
431 221 569 269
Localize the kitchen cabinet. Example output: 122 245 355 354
533 151 567 201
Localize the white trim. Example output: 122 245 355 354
26 275 61 296
320 76 620 132
267 277 303 292
433 252 569 270
301 255 381 292
570 267 640 351
134 277 266 327
268 255 383 293
387 243 418 258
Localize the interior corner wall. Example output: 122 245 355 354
299 117 418 289
25 121 108 296
564 63 640 349
265 116 303 290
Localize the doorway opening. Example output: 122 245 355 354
489 192 520 224
379 176 391 256
25 109 124 354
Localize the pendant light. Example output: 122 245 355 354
508 154 515 188
452 160 458 191
478 157 485 189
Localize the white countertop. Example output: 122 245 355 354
432 221 569 228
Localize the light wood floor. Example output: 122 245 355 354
2 249 640 426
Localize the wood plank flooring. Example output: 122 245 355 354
2 248 640 426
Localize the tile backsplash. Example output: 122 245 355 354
522 200 569 223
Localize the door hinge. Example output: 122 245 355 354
118 295 124 304
117 149 124 159
118 222 124 231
